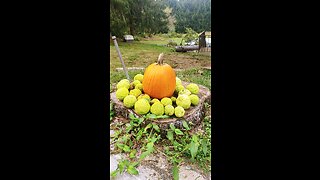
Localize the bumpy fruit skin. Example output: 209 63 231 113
116 79 130 90
164 105 175 116
116 87 129 101
186 83 199 94
189 94 200 106
174 106 185 117
176 77 182 86
138 94 151 102
161 97 172 106
176 94 191 109
123 95 137 108
150 102 164 116
134 99 150 115
134 74 144 83
171 97 176 102
135 83 143 91
178 89 192 96
133 80 141 87
150 98 160 104
175 85 185 94
129 89 142 98
122 79 130 83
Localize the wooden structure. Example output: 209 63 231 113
198 31 211 52
110 81 211 133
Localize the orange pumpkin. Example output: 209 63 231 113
142 53 176 99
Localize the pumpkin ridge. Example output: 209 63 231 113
144 64 154 95
149 65 159 97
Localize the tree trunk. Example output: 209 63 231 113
175 45 200 52
110 81 211 133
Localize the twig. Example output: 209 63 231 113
148 128 154 139
155 147 169 158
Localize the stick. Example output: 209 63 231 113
112 36 130 80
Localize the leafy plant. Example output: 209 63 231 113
111 113 162 177
110 102 114 121
110 113 212 178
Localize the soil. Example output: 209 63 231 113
164 53 211 69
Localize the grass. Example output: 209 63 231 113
110 41 174 70
110 35 211 90
140 37 182 45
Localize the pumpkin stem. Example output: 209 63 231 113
157 53 164 65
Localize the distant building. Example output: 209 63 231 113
198 31 211 52
123 35 134 42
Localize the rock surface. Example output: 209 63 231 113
110 150 210 180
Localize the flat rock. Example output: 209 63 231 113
179 165 208 180
110 153 210 180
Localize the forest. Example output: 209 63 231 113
110 0 211 37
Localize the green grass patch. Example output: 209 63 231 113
110 35 211 90
110 41 175 70
176 68 211 90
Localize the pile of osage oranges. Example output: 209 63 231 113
115 74 200 118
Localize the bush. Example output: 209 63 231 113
134 36 141 41
184 28 198 43
167 40 178 47
176 33 183 38
160 33 169 38
168 31 178 38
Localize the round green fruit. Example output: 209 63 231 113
116 87 129 101
116 79 130 90
176 77 182 86
165 105 175 116
150 98 160 104
176 94 191 109
171 97 176 103
186 83 199 94
178 89 191 96
189 94 200 106
133 80 141 87
134 74 144 83
129 89 142 98
123 95 137 108
135 83 143 91
150 102 164 116
174 106 185 117
161 97 172 106
134 99 150 115
175 85 185 94
138 94 151 102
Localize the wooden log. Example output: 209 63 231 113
110 81 211 132
175 45 199 52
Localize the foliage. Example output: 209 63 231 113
110 111 212 178
183 28 199 44
110 0 211 37
110 102 115 121
168 0 212 33
110 0 169 37
163 119 211 172
110 113 162 177
167 40 178 47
